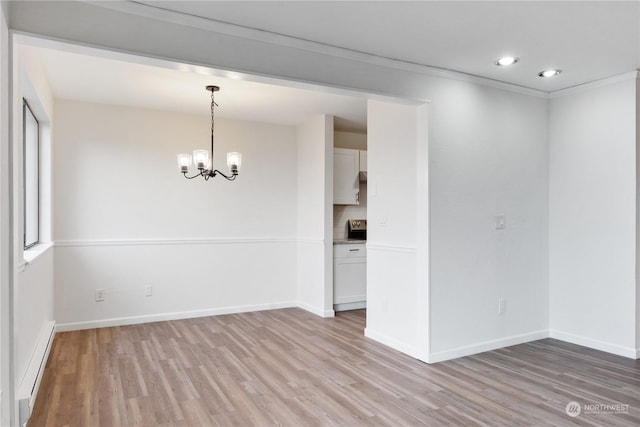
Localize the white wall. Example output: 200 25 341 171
12 44 55 394
549 76 638 357
296 115 334 317
53 100 298 328
428 79 549 360
14 249 53 382
365 99 429 359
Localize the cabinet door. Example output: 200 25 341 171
334 148 359 205
333 257 366 304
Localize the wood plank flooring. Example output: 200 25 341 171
28 308 640 426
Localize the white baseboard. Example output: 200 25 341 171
56 301 297 332
17 320 55 426
427 330 549 363
364 327 420 360
297 302 335 318
549 329 638 359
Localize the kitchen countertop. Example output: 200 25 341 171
333 239 367 245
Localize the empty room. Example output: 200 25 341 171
1 1 639 426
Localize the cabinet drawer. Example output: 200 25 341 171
334 244 366 258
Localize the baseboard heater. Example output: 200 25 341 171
17 320 55 427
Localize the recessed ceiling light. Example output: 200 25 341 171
495 57 519 66
538 69 562 78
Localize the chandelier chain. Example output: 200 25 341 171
210 89 216 154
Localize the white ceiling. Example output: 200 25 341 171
35 46 369 131
136 0 640 92
31 1 640 131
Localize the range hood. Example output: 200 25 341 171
359 171 368 182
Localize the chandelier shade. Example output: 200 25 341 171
177 153 191 172
227 152 242 172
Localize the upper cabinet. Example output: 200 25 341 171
359 150 367 172
334 148 360 205
359 150 367 182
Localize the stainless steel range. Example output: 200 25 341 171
347 219 367 240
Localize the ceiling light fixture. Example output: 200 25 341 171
538 69 562 78
177 85 241 181
495 56 519 66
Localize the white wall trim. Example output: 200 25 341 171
16 320 55 427
297 302 335 318
53 237 297 248
296 238 325 245
56 301 297 332
366 243 417 254
549 70 639 99
87 0 548 99
364 327 421 361
427 330 549 363
549 329 638 360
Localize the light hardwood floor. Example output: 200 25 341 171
29 308 640 426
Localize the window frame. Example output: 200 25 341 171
23 98 40 250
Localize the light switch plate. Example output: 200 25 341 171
495 214 506 230
498 298 507 315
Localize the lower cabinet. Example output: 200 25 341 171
333 243 366 311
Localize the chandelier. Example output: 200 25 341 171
177 85 242 181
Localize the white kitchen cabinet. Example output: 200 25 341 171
359 150 367 172
333 243 366 311
333 148 359 205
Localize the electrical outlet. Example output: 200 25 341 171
144 285 153 297
95 288 105 302
498 298 506 315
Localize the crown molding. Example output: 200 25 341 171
86 1 549 99
549 71 639 99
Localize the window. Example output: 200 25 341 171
23 99 39 249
